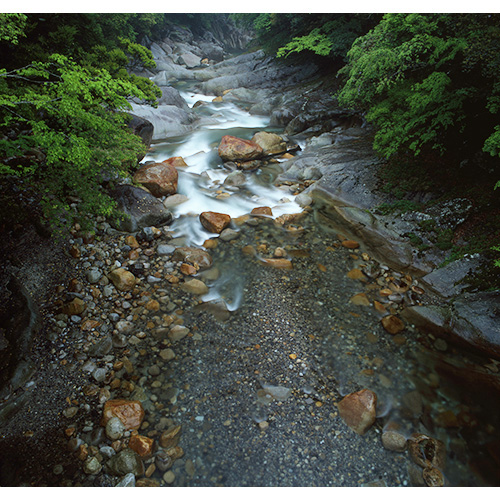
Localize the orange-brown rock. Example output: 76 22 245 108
203 239 218 249
338 389 377 435
102 400 145 430
136 478 160 487
408 433 446 469
133 161 178 197
381 315 405 335
125 235 140 249
261 258 293 270
62 297 86 316
145 299 160 311
373 301 388 314
109 268 136 292
251 206 273 216
200 211 231 234
129 434 154 458
347 268 367 281
172 247 213 269
180 263 197 275
349 293 370 306
342 240 360 249
159 425 182 449
70 245 81 258
218 135 263 162
212 96 223 102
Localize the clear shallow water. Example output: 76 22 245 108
137 81 500 487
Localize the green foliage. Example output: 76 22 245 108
0 53 151 232
0 13 27 45
337 13 500 169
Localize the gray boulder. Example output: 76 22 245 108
157 86 189 110
177 52 201 69
130 103 197 140
110 185 172 233
126 114 153 161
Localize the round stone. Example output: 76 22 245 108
106 416 125 440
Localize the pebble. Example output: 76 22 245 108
163 470 175 484
115 472 136 487
160 349 175 361
83 456 102 475
106 416 125 440
157 244 176 255
86 268 102 284
169 325 190 342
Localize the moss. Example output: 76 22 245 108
375 200 422 215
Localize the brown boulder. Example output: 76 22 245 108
172 247 213 269
133 160 178 197
338 389 377 435
163 156 188 168
251 206 273 217
218 135 263 162
109 268 136 292
129 434 154 458
200 211 231 234
102 400 145 430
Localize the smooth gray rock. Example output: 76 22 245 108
106 449 144 477
115 472 136 487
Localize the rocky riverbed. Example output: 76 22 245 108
1 20 500 488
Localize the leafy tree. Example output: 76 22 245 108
0 16 160 233
337 14 500 163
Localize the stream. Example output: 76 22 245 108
1 52 499 488
120 77 500 486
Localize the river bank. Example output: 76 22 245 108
1 23 499 488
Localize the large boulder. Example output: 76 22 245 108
126 114 153 161
177 52 201 69
251 131 287 155
218 135 263 162
198 41 224 62
133 161 178 197
401 291 500 359
130 103 197 140
157 86 190 110
110 185 172 232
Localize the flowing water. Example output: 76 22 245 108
118 80 500 486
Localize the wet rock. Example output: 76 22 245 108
262 385 291 401
218 135 263 162
342 240 360 249
295 193 313 207
116 320 133 334
133 161 178 197
219 228 239 241
261 258 293 270
251 131 286 155
159 348 175 361
251 206 273 217
136 478 160 487
129 434 154 458
168 325 190 342
62 297 86 316
423 467 444 487
338 389 377 435
381 315 405 335
110 185 173 233
159 425 182 449
155 451 173 473
86 269 102 284
346 268 367 281
408 433 446 469
382 423 407 452
106 416 125 440
102 400 145 430
172 247 213 269
200 211 231 233
83 456 102 475
106 448 144 477
180 263 197 275
127 114 153 161
349 293 370 306
88 336 112 357
401 292 500 358
163 194 189 208
180 278 209 295
223 171 246 187
109 268 136 292
116 472 135 487
163 470 175 484
157 244 175 256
